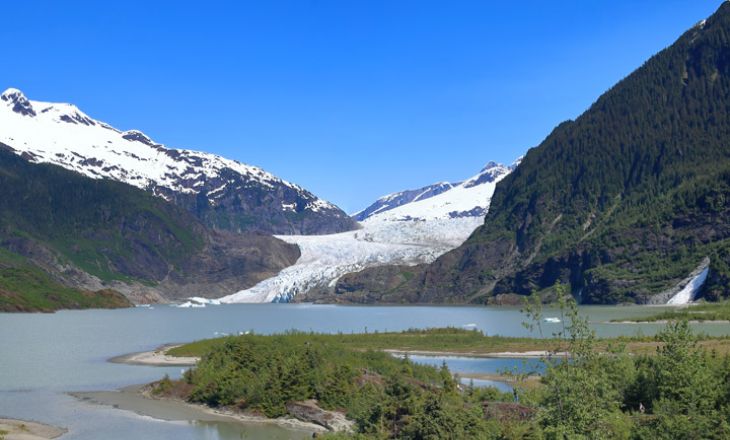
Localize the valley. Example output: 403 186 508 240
2 1 730 439
221 161 515 303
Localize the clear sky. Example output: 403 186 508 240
1 1 722 213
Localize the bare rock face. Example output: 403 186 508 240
285 400 354 433
156 230 301 300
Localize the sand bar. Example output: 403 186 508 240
0 418 66 440
109 345 199 366
383 349 568 358
71 385 325 436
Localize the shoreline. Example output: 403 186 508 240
101 344 550 434
109 344 199 366
0 418 66 440
606 319 730 324
383 349 568 359
72 385 328 435
112 345 563 367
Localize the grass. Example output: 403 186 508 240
166 327 730 359
616 301 730 323
0 247 131 312
167 328 557 357
155 329 518 438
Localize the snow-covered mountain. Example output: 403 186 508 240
354 161 517 222
220 159 519 303
352 182 455 221
0 88 357 235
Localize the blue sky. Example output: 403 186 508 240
1 1 721 213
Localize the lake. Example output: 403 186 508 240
1 303 728 439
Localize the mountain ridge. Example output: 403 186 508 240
0 146 299 310
0 88 357 235
334 2 730 305
220 160 516 303
354 160 518 222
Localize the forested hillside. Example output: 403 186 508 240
337 3 730 304
0 145 299 311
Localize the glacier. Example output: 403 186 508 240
220 159 519 303
219 217 484 303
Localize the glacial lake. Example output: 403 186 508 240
1 303 729 439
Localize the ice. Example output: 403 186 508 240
220 158 521 303
219 217 484 303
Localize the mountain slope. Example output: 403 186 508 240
337 4 730 304
352 182 455 221
220 161 514 303
0 146 299 310
0 88 357 235
359 161 516 222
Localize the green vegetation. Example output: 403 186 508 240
158 330 516 438
341 2 730 305
0 146 303 312
168 328 557 358
519 284 730 438
620 301 730 323
158 285 730 438
168 326 730 359
469 3 730 304
0 247 130 312
0 147 204 284
0 146 207 310
477 1 730 303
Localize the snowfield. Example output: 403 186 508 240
219 217 484 303
355 161 515 222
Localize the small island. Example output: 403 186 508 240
124 308 730 439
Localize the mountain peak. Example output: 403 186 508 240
1 88 35 116
355 159 516 222
481 161 500 171
121 130 156 146
0 88 357 235
1 87 25 101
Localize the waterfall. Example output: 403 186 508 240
667 266 710 305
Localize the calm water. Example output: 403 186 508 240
1 303 729 439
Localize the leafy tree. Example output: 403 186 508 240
645 321 729 439
526 284 633 439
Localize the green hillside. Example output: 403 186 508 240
0 145 298 311
337 3 730 304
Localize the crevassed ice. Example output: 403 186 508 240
219 217 483 303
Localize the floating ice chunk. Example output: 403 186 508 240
187 297 221 305
176 300 205 308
